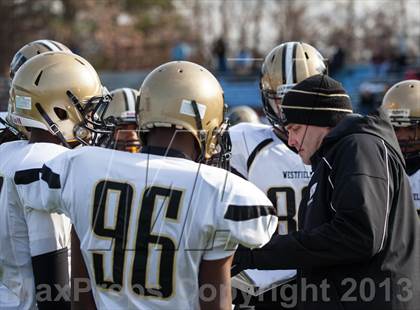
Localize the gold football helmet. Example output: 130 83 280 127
382 80 420 162
10 39 71 79
105 88 139 124
9 51 111 147
137 61 229 164
104 88 140 153
228 106 260 126
260 42 327 131
7 40 72 139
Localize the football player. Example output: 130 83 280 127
0 51 109 309
382 80 420 216
0 39 72 144
14 61 278 309
104 88 141 152
228 106 260 126
229 42 328 308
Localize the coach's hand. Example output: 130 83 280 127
231 244 254 276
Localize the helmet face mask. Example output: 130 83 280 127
382 80 420 160
70 90 115 147
102 88 140 152
3 98 29 140
260 87 284 130
10 51 112 147
137 61 230 166
394 125 420 158
206 119 231 169
260 42 327 133
111 124 141 153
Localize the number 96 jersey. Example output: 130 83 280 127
230 122 312 235
15 146 277 309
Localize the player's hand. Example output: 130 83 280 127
231 244 253 276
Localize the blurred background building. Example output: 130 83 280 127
1 0 419 115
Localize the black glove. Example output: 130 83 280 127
231 244 254 276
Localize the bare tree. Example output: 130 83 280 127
272 0 308 44
0 0 55 75
220 0 231 41
250 0 264 53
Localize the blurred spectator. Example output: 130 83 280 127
389 50 407 74
233 48 253 75
405 67 420 80
171 41 192 61
212 37 227 72
329 46 346 77
251 48 263 74
371 49 390 77
359 78 394 110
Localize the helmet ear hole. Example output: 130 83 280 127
54 107 68 120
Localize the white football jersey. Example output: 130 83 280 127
230 122 312 234
0 141 71 309
16 146 277 309
409 170 420 215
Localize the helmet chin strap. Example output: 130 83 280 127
35 103 70 148
190 100 206 163
66 90 85 115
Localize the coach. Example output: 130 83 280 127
234 75 420 309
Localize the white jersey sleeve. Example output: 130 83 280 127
16 149 69 216
1 141 71 309
24 209 71 257
12 142 71 256
202 170 278 261
219 173 278 248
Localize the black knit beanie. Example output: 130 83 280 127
281 74 353 127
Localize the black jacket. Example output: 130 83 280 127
249 109 420 310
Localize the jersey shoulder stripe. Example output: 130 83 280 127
247 138 273 171
230 167 247 179
40 165 61 188
229 122 275 178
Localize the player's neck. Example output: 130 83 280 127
29 129 62 145
147 128 199 161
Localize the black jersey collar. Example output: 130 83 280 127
141 146 191 160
